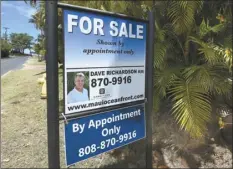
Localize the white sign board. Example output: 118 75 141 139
63 9 147 114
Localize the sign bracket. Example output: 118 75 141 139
61 113 68 124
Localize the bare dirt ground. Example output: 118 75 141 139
151 105 232 168
1 57 232 168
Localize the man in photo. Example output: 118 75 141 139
67 73 89 104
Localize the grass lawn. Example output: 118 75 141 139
1 68 49 167
24 56 46 66
1 57 69 167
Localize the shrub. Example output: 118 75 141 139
1 39 11 58
1 49 10 58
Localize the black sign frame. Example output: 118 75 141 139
45 1 154 168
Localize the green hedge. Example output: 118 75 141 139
1 39 11 58
1 49 10 58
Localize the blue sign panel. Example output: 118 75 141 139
65 105 146 166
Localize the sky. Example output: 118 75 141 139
1 0 40 41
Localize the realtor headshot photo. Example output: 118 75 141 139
67 72 90 104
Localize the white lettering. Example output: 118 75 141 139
101 125 121 137
107 117 112 123
129 24 136 38
109 21 118 36
80 16 92 34
73 123 79 133
79 124 85 134
68 14 78 33
102 118 107 127
88 120 95 129
67 14 143 39
119 22 128 37
137 25 143 39
95 120 102 129
115 126 121 135
138 109 141 115
102 128 108 136
108 128 114 135
93 18 104 35
72 123 85 133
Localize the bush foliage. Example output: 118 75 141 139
1 39 12 58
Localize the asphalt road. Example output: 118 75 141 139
1 56 29 76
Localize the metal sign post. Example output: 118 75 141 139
146 10 155 169
45 1 60 168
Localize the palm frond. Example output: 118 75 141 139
154 21 169 69
199 19 210 38
154 42 168 69
168 76 211 138
223 34 232 49
223 50 232 70
211 23 226 33
199 18 226 38
206 40 233 70
24 0 37 7
153 91 161 113
167 1 203 35
189 36 222 65
183 64 232 96
154 66 181 98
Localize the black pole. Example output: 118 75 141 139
146 10 155 169
45 1 60 168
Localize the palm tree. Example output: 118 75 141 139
26 1 46 60
152 1 232 137
28 2 45 36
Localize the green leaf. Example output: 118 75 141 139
223 34 232 49
154 42 168 69
154 66 181 98
183 64 231 96
167 1 203 35
198 18 226 38
199 19 211 38
189 36 222 65
153 91 161 113
210 23 226 33
168 76 211 138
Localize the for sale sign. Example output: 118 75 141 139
63 8 147 114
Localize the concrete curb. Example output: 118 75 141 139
1 70 12 78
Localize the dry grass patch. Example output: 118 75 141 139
1 69 48 168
